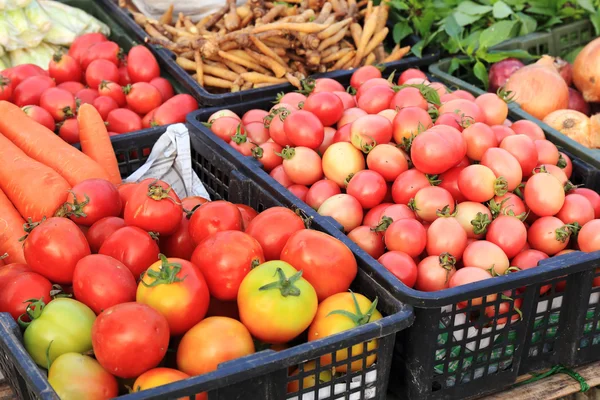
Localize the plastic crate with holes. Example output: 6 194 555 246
0 127 414 400
185 85 600 400
429 19 600 168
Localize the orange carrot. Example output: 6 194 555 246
0 133 70 222
0 187 26 264
0 101 110 186
78 104 122 185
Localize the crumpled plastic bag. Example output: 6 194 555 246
131 0 245 23
124 123 211 200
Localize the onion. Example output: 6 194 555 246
568 88 590 115
542 109 591 148
488 58 524 93
590 114 600 148
554 58 573 86
574 37 600 102
505 56 569 120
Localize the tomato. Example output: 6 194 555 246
117 182 139 209
308 292 381 372
177 317 254 376
426 217 468 259
281 230 357 301
283 110 325 149
305 179 341 210
277 92 306 108
85 217 125 255
474 93 508 125
378 109 397 123
391 169 431 205
358 84 395 114
279 146 323 185
364 203 411 228
68 33 108 63
245 207 305 261
75 88 99 106
39 88 76 121
558 152 573 178
438 166 467 203
312 78 345 93
48 353 118 400
22 105 55 130
86 59 120 89
556 194 595 226
48 54 82 88
98 80 126 107
303 92 344 126
127 45 160 83
511 120 545 140
384 218 426 257
462 123 498 161
390 87 428 111
571 188 600 218
124 82 162 115
229 131 257 156
251 141 282 172
0 74 12 102
0 264 32 291
57 81 85 96
411 186 455 222
57 118 79 144
133 368 203 400
287 361 333 394
490 192 527 219
346 170 387 209
244 121 270 145
415 254 457 292
188 200 242 244
512 249 550 294
347 226 385 258
458 164 506 203
318 194 364 232
528 216 571 255
118 65 131 86
92 302 169 378
322 142 365 187
439 99 485 124
500 134 538 177
350 115 393 152
73 254 136 314
449 267 495 307
338 107 367 128
366 144 408 182
210 116 243 142
104 108 142 133
491 125 515 143
318 126 337 154
463 240 510 275
333 91 356 109
125 180 182 235
23 217 90 284
435 112 463 131
481 147 523 191
267 103 295 146
22 298 95 367
535 139 560 165
91 96 118 121
429 82 448 95
13 75 56 107
81 41 121 70
392 106 433 145
578 219 600 252
351 66 383 88
398 69 427 84
485 294 523 325
2 64 47 88
270 164 293 188
377 251 418 288
524 172 565 216
238 109 265 126
411 126 466 174
485 215 528 259
454 201 492 239
60 179 122 226
0 271 52 321
99 226 160 278
147 77 174 103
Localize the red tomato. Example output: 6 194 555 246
458 164 506 203
98 81 126 107
558 152 573 178
391 169 431 205
439 99 485 124
462 123 498 161
118 65 131 86
384 218 426 257
181 196 208 210
348 226 385 258
312 78 345 93
449 267 495 307
350 115 393 152
439 166 468 204
40 88 76 121
117 182 139 209
2 64 47 88
486 215 528 259
86 216 126 253
152 94 198 126
124 82 162 115
148 77 174 102
252 141 283 172
378 251 418 288
318 126 337 154
0 272 52 321
463 240 510 275
124 180 182 235
305 179 342 210
86 59 120 89
357 85 395 114
351 66 383 88
127 45 160 83
0 75 13 102
366 144 408 182
23 217 91 284
411 186 455 222
245 122 270 144
415 254 457 292
426 217 468 259
58 118 80 144
389 87 428 111
277 92 306 108
491 192 527 219
22 105 55 131
346 170 387 209
453 90 476 102
338 107 367 128
73 254 137 314
288 184 309 201
13 76 56 107
511 250 549 284
107 108 143 133
363 203 403 228
75 88 99 106
333 124 352 143
578 219 600 252
556 194 595 226
528 216 571 255
81 41 121 70
284 110 324 149
524 173 565 216
57 81 85 96
455 201 492 239
570 188 600 218
303 92 344 126
474 93 508 126
411 126 466 174
92 96 119 120
68 33 107 63
280 146 323 186
333 91 356 109
98 226 160 278
0 264 32 291
535 139 560 165
245 207 305 261
280 230 357 301
511 120 545 140
318 194 364 232
435 113 463 131
398 69 427 84
241 109 268 125
355 78 393 102
210 116 243 142
92 302 170 378
500 134 538 177
270 164 293 188
491 125 516 143
63 179 122 226
188 200 242 244
481 147 523 191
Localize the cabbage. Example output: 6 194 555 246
0 55 10 70
8 40 55 68
24 0 51 33
4 8 29 35
39 1 110 37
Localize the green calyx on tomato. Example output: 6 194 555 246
563 180 578 193
493 177 509 197
438 253 456 283
146 181 175 202
344 173 355 187
426 174 441 186
557 154 568 169
407 198 418 212
19 216 46 242
140 254 186 287
556 223 581 243
327 291 379 327
17 298 46 328
277 146 295 160
258 267 304 297
149 231 160 241
54 191 91 219
471 212 491 235
298 77 316 96
251 145 264 159
263 107 290 129
436 205 458 218
372 216 393 233
122 84 133 95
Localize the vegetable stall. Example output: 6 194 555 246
1 1 600 400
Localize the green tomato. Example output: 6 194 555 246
48 353 118 400
22 298 96 368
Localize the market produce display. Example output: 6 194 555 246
204 66 600 297
124 0 409 93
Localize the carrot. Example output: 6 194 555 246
0 133 70 222
0 187 26 264
0 101 110 186
77 104 122 185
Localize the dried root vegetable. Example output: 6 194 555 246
125 0 409 94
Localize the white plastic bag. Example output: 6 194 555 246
131 0 245 23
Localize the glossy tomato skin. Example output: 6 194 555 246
188 200 242 244
125 180 182 235
86 60 120 89
411 127 466 174
391 169 431 205
308 292 382 373
137 257 210 335
86 217 126 253
49 353 118 400
177 317 255 376
426 217 468 260
133 368 204 400
318 194 364 232
64 179 122 226
73 254 137 314
303 92 344 126
152 94 198 126
313 78 345 93
415 255 457 292
512 249 550 294
277 92 306 108
57 118 80 144
348 226 385 259
524 173 565 217
556 194 595 226
570 188 600 218
463 240 510 275
350 115 393 152
366 144 409 182
239 261 318 343
22 105 55 130
449 267 495 307
385 218 426 257
378 251 418 288
347 170 387 209
40 88 76 121
577 219 600 252
281 230 357 302
351 66 383 88
486 216 528 259
160 214 196 260
149 77 175 102
13 75 56 107
412 186 455 222
322 142 366 188
245 207 305 261
0 264 32 292
24 217 91 284
68 33 108 63
23 298 96 368
107 108 143 133
124 82 162 115
192 231 264 301
127 45 161 83
0 272 52 321
98 81 126 107
98 226 160 279
284 110 325 149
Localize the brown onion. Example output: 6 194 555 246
543 109 591 148
590 114 600 148
505 56 569 120
574 37 600 102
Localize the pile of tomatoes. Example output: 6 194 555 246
206 67 600 305
0 177 380 398
0 33 198 144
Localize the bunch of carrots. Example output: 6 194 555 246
0 102 119 265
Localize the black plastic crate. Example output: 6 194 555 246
186 95 600 400
0 127 414 400
98 0 441 107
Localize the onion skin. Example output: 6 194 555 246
574 37 600 102
568 88 590 116
505 58 569 120
488 58 524 93
590 114 600 148
542 109 591 148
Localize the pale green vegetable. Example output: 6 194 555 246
0 54 10 70
9 40 56 68
24 0 51 33
4 8 29 35
39 1 110 37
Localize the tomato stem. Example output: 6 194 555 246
438 253 456 283
276 146 295 160
471 211 491 235
327 290 379 327
17 298 47 328
493 177 508 197
50 284 72 299
557 154 568 169
436 205 458 218
426 174 441 186
252 145 264 159
372 216 393 232
55 191 90 219
344 173 355 187
19 217 46 242
140 254 186 287
513 183 525 200
563 180 579 193
258 267 303 297
298 77 316 95
407 198 418 212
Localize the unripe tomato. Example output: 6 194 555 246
49 353 118 400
